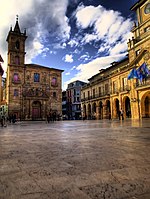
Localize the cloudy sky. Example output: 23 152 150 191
0 0 138 90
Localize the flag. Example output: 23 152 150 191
137 62 150 82
127 68 138 80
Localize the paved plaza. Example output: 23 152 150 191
0 119 150 199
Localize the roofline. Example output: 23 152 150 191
130 0 147 11
25 64 64 72
88 56 129 81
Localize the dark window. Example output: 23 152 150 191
13 73 19 82
14 89 19 96
83 92 85 99
15 56 20 65
16 41 20 49
51 77 57 86
34 73 40 82
136 49 140 56
53 92 56 98
144 26 150 32
93 89 95 97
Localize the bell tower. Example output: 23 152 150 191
6 16 27 118
6 15 27 67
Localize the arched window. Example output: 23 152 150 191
15 56 20 65
13 73 19 82
15 41 20 50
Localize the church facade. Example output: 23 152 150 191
6 18 63 120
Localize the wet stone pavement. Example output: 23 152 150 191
0 119 150 199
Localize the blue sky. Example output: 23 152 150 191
0 0 138 90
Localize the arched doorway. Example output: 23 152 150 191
32 101 41 120
141 92 150 118
83 104 87 118
99 101 103 119
92 102 96 119
145 96 150 118
88 104 91 119
106 100 111 119
125 97 131 118
114 98 119 119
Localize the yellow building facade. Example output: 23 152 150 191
0 55 4 104
6 18 63 120
81 0 150 120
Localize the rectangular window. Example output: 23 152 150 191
53 92 56 98
113 81 117 93
99 87 101 95
136 49 140 56
51 77 57 86
13 73 19 82
15 56 20 65
34 73 40 82
122 77 127 89
14 89 19 96
105 84 109 93
93 89 95 97
83 92 85 99
77 90 80 95
88 91 90 99
144 26 150 32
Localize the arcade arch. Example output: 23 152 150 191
141 91 150 118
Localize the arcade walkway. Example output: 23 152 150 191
0 119 150 199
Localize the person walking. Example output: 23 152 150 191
109 112 111 120
120 108 124 120
0 114 4 127
118 110 121 120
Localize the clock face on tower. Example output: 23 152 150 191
144 3 150 14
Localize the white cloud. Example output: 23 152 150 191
109 42 127 55
75 4 133 55
75 5 103 29
71 66 77 70
65 72 70 75
64 54 74 63
79 53 90 61
68 39 79 47
50 50 57 54
82 34 98 44
0 0 70 71
63 53 126 90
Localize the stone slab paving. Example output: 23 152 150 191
0 119 150 199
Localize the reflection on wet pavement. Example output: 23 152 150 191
0 119 150 199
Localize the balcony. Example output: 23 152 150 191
81 91 111 102
12 79 21 84
134 76 150 90
110 89 119 95
120 85 130 92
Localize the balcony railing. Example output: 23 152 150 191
110 88 119 95
12 79 21 84
120 85 130 92
81 91 111 102
134 76 150 89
